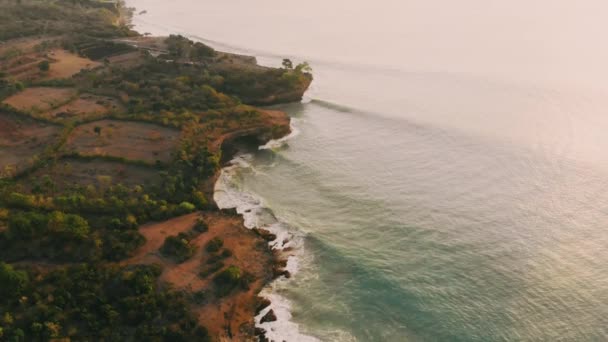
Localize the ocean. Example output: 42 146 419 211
127 1 608 340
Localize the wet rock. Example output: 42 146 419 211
260 309 277 323
220 208 239 217
255 298 272 315
253 228 277 242
255 327 269 342
273 269 291 279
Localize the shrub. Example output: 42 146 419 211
161 233 195 263
192 191 208 209
213 265 251 297
199 261 224 278
0 262 28 298
214 265 241 285
38 60 50 72
193 218 208 233
205 237 223 253
177 201 196 214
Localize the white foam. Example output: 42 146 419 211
260 118 302 150
213 132 320 341
256 291 321 342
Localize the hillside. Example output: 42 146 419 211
0 0 311 340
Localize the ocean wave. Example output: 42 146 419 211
260 118 302 150
213 125 322 341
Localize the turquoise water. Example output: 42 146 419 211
129 1 608 340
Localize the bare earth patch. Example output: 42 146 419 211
124 212 274 340
3 87 77 113
0 53 44 81
43 49 101 79
0 112 61 176
25 158 161 192
44 94 123 121
65 119 180 163
0 37 50 56
1 41 94 82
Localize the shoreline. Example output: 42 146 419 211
0 0 311 340
123 7 309 341
212 127 319 342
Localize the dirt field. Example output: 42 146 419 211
0 112 61 176
1 38 97 82
44 49 101 79
65 119 180 163
3 87 77 113
44 94 123 121
0 37 63 56
26 158 161 192
124 212 274 340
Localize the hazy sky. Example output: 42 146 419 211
131 0 608 90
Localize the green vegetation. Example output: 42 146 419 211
0 264 210 341
37 60 50 72
0 0 311 339
213 265 255 297
193 217 209 233
161 233 196 263
0 262 28 298
0 0 135 41
164 34 216 60
205 237 224 253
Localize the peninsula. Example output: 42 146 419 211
0 0 311 340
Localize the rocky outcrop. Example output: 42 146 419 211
248 73 313 106
260 309 277 323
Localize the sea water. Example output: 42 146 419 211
128 1 608 340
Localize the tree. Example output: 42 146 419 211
161 234 195 263
38 60 50 72
0 262 28 298
94 126 102 135
282 58 293 69
295 62 312 74
47 211 90 240
215 265 241 285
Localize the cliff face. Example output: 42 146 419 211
203 109 291 208
248 73 313 106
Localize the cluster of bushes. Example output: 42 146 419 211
91 57 236 113
216 60 312 105
0 263 210 341
0 0 136 41
160 217 210 263
164 34 216 61
193 217 209 233
67 37 137 60
213 265 255 297
0 77 24 101
160 233 196 263
199 238 226 278
0 180 164 262
0 209 98 262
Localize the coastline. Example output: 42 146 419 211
213 137 319 342
123 7 310 341
0 0 311 340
